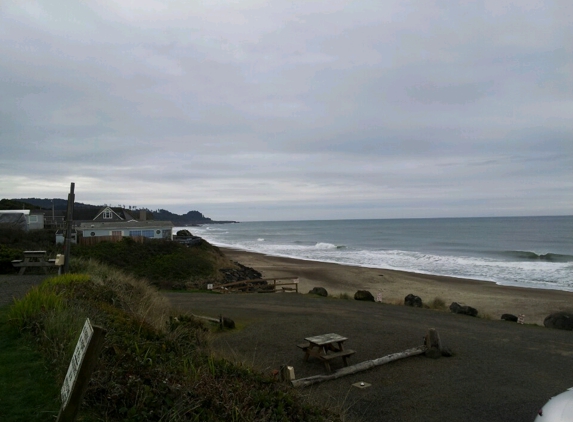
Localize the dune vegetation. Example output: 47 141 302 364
2 257 342 421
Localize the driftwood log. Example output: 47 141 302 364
291 346 427 388
192 314 235 329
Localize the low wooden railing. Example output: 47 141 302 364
213 277 299 293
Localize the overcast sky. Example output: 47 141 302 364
1 1 571 221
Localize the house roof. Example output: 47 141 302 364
0 210 30 215
78 220 174 230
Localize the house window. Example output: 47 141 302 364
103 209 113 219
29 215 38 223
129 230 154 238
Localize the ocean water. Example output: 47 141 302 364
182 216 573 292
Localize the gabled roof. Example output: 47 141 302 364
93 206 124 221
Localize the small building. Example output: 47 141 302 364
27 210 45 230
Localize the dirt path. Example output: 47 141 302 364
165 291 573 422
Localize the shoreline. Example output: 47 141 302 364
221 247 573 326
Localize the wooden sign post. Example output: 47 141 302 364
62 182 75 275
57 318 106 422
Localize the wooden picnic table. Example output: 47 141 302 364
11 251 55 275
298 333 355 372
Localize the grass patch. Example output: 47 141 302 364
427 297 447 310
337 292 352 300
0 307 61 421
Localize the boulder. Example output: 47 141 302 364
221 316 236 329
404 294 423 308
449 302 478 317
309 287 328 297
544 312 573 331
501 314 518 322
354 290 375 302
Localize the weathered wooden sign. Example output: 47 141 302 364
57 318 106 422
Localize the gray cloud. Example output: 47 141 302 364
1 0 571 221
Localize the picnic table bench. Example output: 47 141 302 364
12 251 64 275
298 333 355 372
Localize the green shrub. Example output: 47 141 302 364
0 244 20 273
0 228 58 251
72 238 234 287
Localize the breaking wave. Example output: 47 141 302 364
500 251 573 262
315 242 346 250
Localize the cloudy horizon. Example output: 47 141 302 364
1 1 571 221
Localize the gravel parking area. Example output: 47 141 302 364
0 275 48 307
165 291 573 422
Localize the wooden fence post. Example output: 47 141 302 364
62 182 75 275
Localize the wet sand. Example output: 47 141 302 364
222 247 573 326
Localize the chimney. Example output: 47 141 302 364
139 210 146 221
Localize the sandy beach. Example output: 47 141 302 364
222 247 573 326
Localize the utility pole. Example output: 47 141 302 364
62 183 75 275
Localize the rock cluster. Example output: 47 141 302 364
354 290 375 301
544 312 573 330
219 262 262 284
404 294 423 307
501 314 518 322
309 287 328 297
449 302 478 317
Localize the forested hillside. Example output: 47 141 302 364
5 198 236 224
